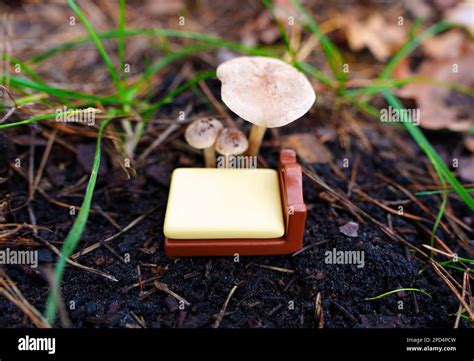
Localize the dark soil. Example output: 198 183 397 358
1 97 471 328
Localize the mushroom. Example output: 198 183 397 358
215 128 248 168
185 118 223 167
217 56 316 156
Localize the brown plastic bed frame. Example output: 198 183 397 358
164 149 306 257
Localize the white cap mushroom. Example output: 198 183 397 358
185 117 223 167
215 128 248 168
217 56 316 156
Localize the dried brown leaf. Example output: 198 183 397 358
396 51 474 131
345 13 406 61
422 29 469 60
282 133 332 163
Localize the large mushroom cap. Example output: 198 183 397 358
184 118 223 149
217 56 316 128
215 128 248 156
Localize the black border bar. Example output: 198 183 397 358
0 328 472 357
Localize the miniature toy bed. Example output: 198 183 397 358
163 149 306 256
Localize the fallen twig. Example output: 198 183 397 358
39 236 119 282
256 264 295 274
212 284 238 328
0 269 50 328
212 285 237 328
153 281 189 306
71 205 159 259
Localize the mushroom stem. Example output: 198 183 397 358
246 125 266 156
203 146 216 168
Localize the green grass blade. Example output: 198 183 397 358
118 0 126 81
416 187 474 196
7 55 44 84
139 70 217 116
67 0 121 91
354 21 454 99
336 88 381 118
380 21 453 79
5 56 78 107
297 17 473 211
7 75 120 104
255 1 337 87
449 312 471 320
383 91 474 210
132 70 216 146
365 288 432 300
291 0 347 83
444 257 474 263
45 117 113 324
0 112 59 129
0 109 111 129
15 93 48 106
130 44 217 98
28 28 276 65
261 0 292 55
440 260 474 273
294 61 336 88
346 77 474 98
430 170 447 250
444 265 473 273
298 61 381 116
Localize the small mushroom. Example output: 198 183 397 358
185 118 223 167
215 128 248 168
217 56 316 156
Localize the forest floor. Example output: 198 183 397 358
0 0 472 328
